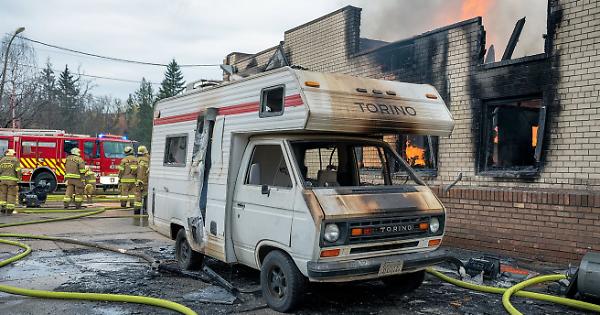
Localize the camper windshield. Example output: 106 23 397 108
290 140 423 188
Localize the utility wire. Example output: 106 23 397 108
15 62 160 85
10 35 221 68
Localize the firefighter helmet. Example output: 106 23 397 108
71 148 81 156
137 145 148 155
5 149 15 156
124 146 134 155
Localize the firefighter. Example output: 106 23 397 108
134 145 150 214
83 166 97 203
118 146 138 208
63 148 86 209
0 149 21 214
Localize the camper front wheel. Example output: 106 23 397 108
175 229 204 270
260 250 306 312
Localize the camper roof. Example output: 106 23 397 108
154 67 454 137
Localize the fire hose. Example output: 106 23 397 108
426 268 600 314
0 202 198 315
2 196 600 314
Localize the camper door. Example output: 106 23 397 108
232 140 296 266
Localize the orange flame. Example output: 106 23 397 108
460 0 495 20
405 140 426 167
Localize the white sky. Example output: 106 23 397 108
1 0 547 100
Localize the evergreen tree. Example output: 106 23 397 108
128 78 155 147
33 60 58 129
157 59 185 100
39 60 56 101
57 65 80 131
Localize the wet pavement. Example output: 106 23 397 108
0 203 595 314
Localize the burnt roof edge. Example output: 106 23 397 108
284 5 362 34
352 17 482 57
478 52 548 70
226 45 280 66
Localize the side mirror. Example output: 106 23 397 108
443 172 463 195
261 184 270 196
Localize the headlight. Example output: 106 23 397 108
323 224 340 242
429 217 440 233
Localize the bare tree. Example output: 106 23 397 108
0 35 42 128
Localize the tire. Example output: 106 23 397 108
33 171 57 193
175 229 204 270
381 270 426 294
260 250 306 312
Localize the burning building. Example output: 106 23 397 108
222 0 600 263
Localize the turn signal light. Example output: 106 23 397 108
305 81 320 88
419 222 429 231
320 249 341 257
351 228 374 236
426 93 438 99
428 239 442 247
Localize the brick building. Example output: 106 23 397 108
223 0 600 263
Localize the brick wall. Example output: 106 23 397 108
432 186 600 263
224 2 600 263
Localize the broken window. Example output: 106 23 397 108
163 135 188 167
259 85 285 117
480 97 545 176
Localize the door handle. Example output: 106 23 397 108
236 203 245 208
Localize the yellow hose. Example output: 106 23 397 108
426 268 600 314
0 205 198 315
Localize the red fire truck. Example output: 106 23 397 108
0 129 137 192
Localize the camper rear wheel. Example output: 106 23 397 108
260 250 306 312
381 270 425 294
175 229 204 270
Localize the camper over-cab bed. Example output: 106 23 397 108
149 67 454 312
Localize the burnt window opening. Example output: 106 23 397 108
356 134 438 176
479 97 545 177
259 85 285 117
163 135 188 167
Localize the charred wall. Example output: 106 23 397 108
224 1 600 263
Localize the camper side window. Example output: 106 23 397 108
259 85 285 117
163 135 188 167
245 145 292 188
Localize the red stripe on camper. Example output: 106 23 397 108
153 93 303 125
284 94 303 107
153 112 200 125
218 101 258 115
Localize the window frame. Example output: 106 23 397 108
163 134 188 167
63 139 80 157
243 143 294 189
259 84 286 118
83 141 96 159
477 96 546 178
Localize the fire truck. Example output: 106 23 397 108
0 129 137 192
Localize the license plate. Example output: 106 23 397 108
378 261 404 276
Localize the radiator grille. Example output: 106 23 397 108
348 216 429 244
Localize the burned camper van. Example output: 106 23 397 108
148 67 455 312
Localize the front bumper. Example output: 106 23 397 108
307 249 448 280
